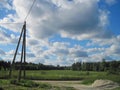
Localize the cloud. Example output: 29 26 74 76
30 0 104 40
27 38 39 46
104 56 113 61
70 49 88 57
0 49 5 55
0 0 119 65
108 44 120 54
105 0 117 5
0 0 113 40
25 40 88 65
0 0 12 10
27 52 35 58
87 47 105 53
6 50 21 56
99 10 110 27
0 14 23 33
0 29 18 44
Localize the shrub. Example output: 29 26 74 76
23 80 39 87
39 83 52 89
106 70 120 75
10 79 39 87
86 71 90 75
10 79 18 84
81 79 96 85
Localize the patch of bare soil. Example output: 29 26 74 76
34 80 119 90
92 79 119 90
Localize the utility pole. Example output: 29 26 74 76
9 21 26 82
23 21 26 79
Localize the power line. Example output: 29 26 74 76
0 23 23 24
0 0 36 24
24 0 36 21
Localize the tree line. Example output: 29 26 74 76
0 60 66 70
0 61 10 70
72 59 120 74
0 59 120 74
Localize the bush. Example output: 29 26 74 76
86 71 90 75
10 79 39 87
23 80 39 87
10 79 17 84
81 79 96 85
39 83 52 89
106 70 120 75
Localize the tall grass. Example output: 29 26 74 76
0 79 75 90
0 70 120 83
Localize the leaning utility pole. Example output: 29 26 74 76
9 21 26 81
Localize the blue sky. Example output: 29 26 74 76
108 2 120 35
0 0 120 66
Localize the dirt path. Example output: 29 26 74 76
34 80 119 90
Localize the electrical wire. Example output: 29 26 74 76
0 0 36 24
24 0 36 21
0 23 23 24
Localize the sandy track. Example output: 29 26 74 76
34 80 99 90
34 80 119 90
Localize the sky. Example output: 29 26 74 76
0 0 120 66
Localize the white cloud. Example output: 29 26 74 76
0 29 18 44
0 0 12 10
105 0 117 5
69 47 88 57
0 0 119 65
99 10 110 27
0 0 113 40
25 40 89 65
107 44 120 54
87 47 105 53
0 49 5 55
0 14 23 33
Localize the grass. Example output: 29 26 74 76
81 71 120 85
112 87 120 90
0 70 86 80
0 79 75 90
10 79 40 87
25 70 84 80
0 70 120 87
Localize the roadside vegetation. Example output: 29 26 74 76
0 79 75 90
0 70 120 83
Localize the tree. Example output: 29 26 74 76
72 62 81 71
100 59 106 71
82 62 87 71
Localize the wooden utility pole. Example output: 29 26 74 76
23 21 26 79
9 21 26 82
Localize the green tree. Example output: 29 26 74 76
72 62 81 71
100 59 106 71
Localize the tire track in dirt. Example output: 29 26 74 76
34 80 119 90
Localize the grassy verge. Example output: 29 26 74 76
0 79 75 90
112 87 120 90
0 70 120 84
81 72 120 85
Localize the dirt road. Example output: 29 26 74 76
35 81 103 90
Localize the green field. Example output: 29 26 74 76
0 70 120 83
0 70 120 90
